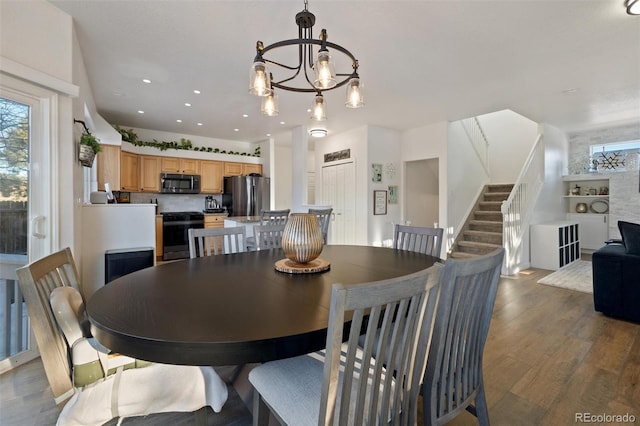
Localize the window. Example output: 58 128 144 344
590 140 640 171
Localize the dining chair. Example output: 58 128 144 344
16 247 228 425
394 224 444 257
422 247 505 426
309 207 333 243
259 208 291 225
188 226 246 258
248 264 443 425
247 209 291 250
253 223 286 250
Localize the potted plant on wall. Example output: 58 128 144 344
79 131 102 168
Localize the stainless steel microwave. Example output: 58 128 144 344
159 173 201 194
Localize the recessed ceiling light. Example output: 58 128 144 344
234 128 239 132
137 110 144 114
193 90 201 94
266 133 271 137
185 103 191 107
197 122 203 126
242 114 249 118
306 108 312 113
280 121 285 125
561 88 578 94
142 79 151 84
176 119 182 123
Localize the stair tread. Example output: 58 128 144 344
464 230 502 236
458 240 502 248
470 220 502 224
448 251 478 259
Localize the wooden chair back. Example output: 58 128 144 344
188 226 247 258
423 247 505 425
253 223 286 250
259 209 290 225
15 247 82 406
393 224 444 257
308 207 333 243
319 264 442 424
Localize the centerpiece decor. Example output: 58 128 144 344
275 213 329 274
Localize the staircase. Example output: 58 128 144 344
449 184 513 259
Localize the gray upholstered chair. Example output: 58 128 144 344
248 264 443 425
422 247 505 426
253 223 286 250
16 248 228 425
393 224 444 257
309 207 333 243
188 226 246 258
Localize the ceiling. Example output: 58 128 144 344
50 0 640 143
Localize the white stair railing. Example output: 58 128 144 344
501 133 544 275
460 117 490 176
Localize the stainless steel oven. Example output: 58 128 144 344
162 211 204 260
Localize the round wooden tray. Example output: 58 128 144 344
274 258 330 274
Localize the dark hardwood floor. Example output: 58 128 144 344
1 262 639 425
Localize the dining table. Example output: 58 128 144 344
86 245 440 366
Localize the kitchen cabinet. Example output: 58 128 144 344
224 162 263 176
97 145 121 191
531 221 580 270
243 163 263 176
204 214 226 229
200 160 224 193
567 213 608 250
562 175 609 250
139 155 161 192
161 157 200 174
224 162 243 176
120 151 139 191
155 215 163 260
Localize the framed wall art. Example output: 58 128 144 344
374 190 387 215
388 185 398 204
371 163 383 182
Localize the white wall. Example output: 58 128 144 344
405 159 439 229
531 124 568 225
273 131 293 210
1 0 78 259
478 110 539 183
401 122 448 254
367 127 401 246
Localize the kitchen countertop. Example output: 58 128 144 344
225 216 262 223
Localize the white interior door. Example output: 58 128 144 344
322 162 355 244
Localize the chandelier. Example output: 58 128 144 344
249 0 364 121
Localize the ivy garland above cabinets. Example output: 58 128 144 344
113 125 261 157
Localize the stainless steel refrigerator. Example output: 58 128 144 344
222 175 270 217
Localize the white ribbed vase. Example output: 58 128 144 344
282 213 324 264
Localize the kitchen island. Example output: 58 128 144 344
224 216 261 238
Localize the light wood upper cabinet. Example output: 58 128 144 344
224 162 243 176
120 151 139 192
97 145 121 191
139 155 161 192
161 157 200 174
224 162 262 177
200 160 224 193
243 163 263 176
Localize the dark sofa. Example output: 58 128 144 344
592 221 640 323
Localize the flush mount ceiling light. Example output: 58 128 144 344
309 128 327 138
249 0 363 119
627 0 640 14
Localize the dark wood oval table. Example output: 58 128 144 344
87 245 440 366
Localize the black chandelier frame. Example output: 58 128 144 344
253 6 360 95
